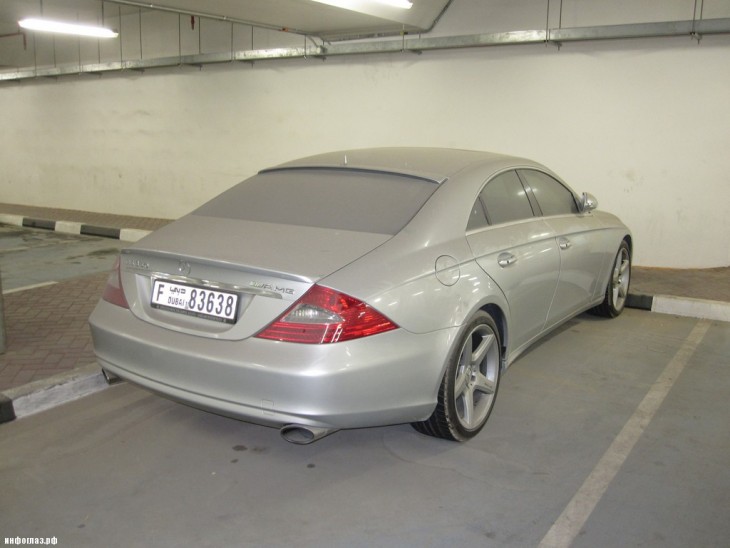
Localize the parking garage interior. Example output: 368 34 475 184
1 1 729 546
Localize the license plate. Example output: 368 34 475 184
151 279 239 324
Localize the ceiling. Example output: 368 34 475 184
0 0 452 40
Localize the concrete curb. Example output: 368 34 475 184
0 363 109 424
627 293 730 322
0 213 151 242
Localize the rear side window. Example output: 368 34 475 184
467 171 535 230
519 170 579 216
480 170 535 226
194 169 438 235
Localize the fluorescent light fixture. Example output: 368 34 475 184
18 18 118 38
312 0 413 10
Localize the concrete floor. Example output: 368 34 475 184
1 310 728 547
0 225 125 291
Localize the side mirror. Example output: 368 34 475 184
580 192 598 212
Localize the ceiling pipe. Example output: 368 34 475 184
107 0 454 42
2 17 729 82
107 0 311 36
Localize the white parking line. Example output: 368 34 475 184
539 319 712 548
2 281 58 295
0 247 29 253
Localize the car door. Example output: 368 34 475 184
518 169 607 327
466 170 561 353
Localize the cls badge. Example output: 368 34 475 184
177 261 192 276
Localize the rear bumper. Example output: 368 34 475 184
89 300 457 430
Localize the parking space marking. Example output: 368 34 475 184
0 247 29 253
539 319 712 548
3 281 58 295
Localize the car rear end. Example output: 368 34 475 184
89 163 453 430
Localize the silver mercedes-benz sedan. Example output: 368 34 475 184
89 148 632 444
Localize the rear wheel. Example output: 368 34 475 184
412 311 501 441
591 240 631 318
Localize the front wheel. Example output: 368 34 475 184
591 240 631 318
412 311 502 441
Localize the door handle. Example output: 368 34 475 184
498 252 517 268
558 237 572 250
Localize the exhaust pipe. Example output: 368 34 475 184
280 424 338 445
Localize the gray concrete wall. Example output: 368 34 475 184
1 0 729 268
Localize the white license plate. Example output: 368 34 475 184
151 279 239 324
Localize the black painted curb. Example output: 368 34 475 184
20 217 123 240
0 393 16 423
626 293 654 311
22 217 55 230
81 224 121 239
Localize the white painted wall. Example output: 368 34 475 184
1 0 729 268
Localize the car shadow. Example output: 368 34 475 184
511 312 612 363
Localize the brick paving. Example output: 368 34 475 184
0 272 108 392
0 203 171 395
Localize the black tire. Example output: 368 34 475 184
591 240 631 318
412 311 502 441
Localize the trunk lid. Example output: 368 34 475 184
119 214 391 340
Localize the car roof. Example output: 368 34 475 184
260 147 527 184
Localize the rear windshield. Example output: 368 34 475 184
194 169 438 235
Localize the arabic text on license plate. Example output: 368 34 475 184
151 279 239 324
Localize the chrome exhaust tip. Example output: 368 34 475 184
280 424 337 445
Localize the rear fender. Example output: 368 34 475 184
365 260 510 336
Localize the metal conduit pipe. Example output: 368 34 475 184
111 0 456 40
1 18 729 82
109 0 311 35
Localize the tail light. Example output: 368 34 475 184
101 257 129 309
256 285 398 344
